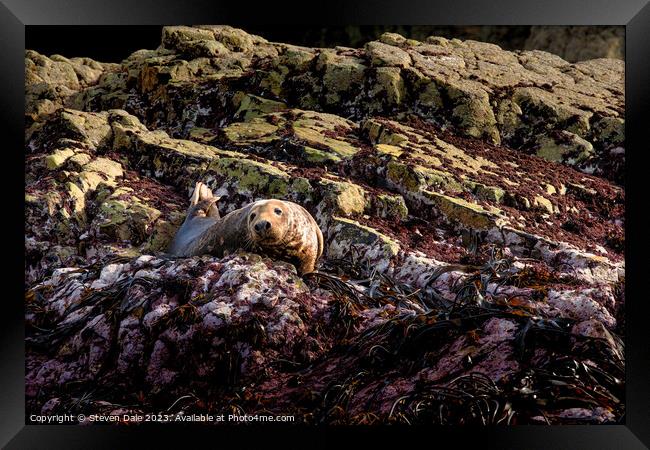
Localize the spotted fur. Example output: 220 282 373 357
169 183 323 274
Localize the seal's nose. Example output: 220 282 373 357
254 220 271 234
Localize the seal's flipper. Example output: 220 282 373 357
198 182 213 201
190 181 218 205
189 182 203 207
189 182 221 217
206 196 222 218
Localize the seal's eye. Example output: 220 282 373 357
274 208 282 216
250 213 256 220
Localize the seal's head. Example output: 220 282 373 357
247 199 291 244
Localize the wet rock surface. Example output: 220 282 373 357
25 26 624 424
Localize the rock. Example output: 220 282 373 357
94 188 162 244
366 41 412 68
26 254 336 403
525 26 624 62
420 190 503 229
25 51 118 123
83 157 124 179
45 148 75 170
535 130 595 168
222 119 281 146
370 67 407 111
372 193 409 220
233 92 288 120
317 50 366 105
44 27 624 181
291 111 360 159
317 178 367 218
24 27 625 425
533 195 554 214
327 217 400 272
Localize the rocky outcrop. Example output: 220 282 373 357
240 26 623 63
525 26 624 63
25 26 624 425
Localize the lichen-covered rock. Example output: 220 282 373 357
25 27 625 425
525 26 624 62
327 216 400 272
25 51 120 124
43 26 625 181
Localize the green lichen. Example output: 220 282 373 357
222 119 280 145
233 93 288 121
386 161 462 192
83 157 124 179
533 195 554 214
97 190 162 243
303 146 341 164
421 190 499 229
373 193 409 220
294 131 357 159
45 148 75 170
371 67 406 107
366 41 411 68
330 216 400 256
464 181 506 203
209 157 291 196
318 51 366 105
318 179 367 217
535 131 594 164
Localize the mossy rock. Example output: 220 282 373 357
257 67 289 97
45 148 75 170
444 82 500 144
293 125 358 160
77 170 111 193
370 67 407 109
535 131 594 164
67 152 93 170
591 116 624 145
59 109 112 149
208 157 291 197
96 190 162 243
533 195 555 214
420 190 501 229
375 144 404 157
188 127 218 144
83 157 124 179
142 211 185 252
362 119 391 144
327 216 401 268
279 44 316 71
317 51 366 105
292 112 360 160
317 178 368 217
303 146 342 164
366 41 411 68
464 181 506 203
64 181 87 223
386 161 462 192
233 93 288 121
222 119 280 146
372 193 409 220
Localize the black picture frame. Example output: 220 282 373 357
3 0 650 448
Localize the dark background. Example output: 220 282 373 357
25 25 624 63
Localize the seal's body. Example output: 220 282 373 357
169 182 323 274
168 182 221 257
